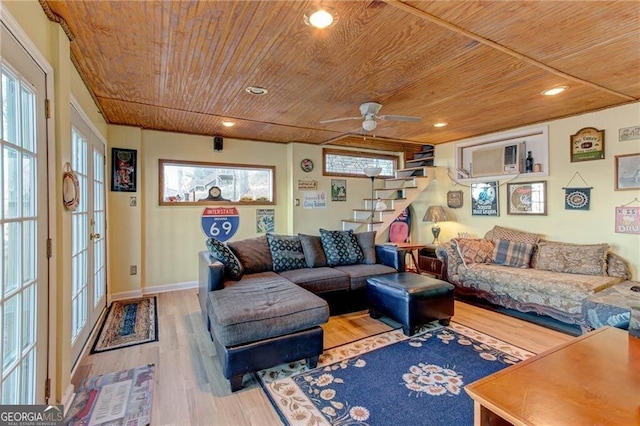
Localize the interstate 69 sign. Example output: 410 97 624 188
201 207 239 242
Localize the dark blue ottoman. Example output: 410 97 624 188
367 273 455 336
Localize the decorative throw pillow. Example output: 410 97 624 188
355 231 377 264
488 225 541 246
607 252 631 279
492 239 535 268
266 234 307 272
452 238 494 268
228 235 273 274
534 241 609 276
319 229 364 266
298 234 328 268
205 238 244 281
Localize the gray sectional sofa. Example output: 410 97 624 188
198 230 405 390
436 225 632 331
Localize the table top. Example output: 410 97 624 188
465 326 640 426
386 242 435 250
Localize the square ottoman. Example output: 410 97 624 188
367 272 455 336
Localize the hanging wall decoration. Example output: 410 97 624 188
111 148 137 192
615 199 640 234
562 172 592 210
570 127 605 162
471 182 499 216
62 162 80 211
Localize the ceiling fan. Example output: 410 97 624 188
320 102 421 132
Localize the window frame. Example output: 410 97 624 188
322 148 398 178
158 159 276 206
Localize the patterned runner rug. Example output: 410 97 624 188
65 364 155 426
258 323 533 426
91 296 158 353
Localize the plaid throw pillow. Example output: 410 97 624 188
492 239 534 268
205 238 244 280
319 229 364 266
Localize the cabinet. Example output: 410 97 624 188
418 246 444 279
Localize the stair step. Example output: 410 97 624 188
364 197 406 201
341 219 383 224
385 177 421 182
353 209 394 213
398 166 428 172
406 157 434 164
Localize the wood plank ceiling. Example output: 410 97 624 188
43 0 639 155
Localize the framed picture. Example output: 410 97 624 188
330 179 346 201
507 181 546 215
615 153 640 190
570 127 605 162
111 148 137 192
447 190 463 208
471 182 499 216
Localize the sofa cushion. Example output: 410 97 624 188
607 252 631 279
320 229 364 266
452 238 494 268
266 234 307 273
298 234 328 268
486 225 540 246
333 264 397 290
207 276 329 347
492 239 534 268
279 267 350 293
535 241 609 276
206 238 244 280
355 231 377 264
228 235 273 274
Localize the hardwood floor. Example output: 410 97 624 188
72 289 573 425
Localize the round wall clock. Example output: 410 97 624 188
209 186 222 199
300 159 314 172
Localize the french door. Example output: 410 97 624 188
70 106 106 365
0 22 49 403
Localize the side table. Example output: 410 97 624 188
418 245 444 279
582 280 640 331
391 243 429 274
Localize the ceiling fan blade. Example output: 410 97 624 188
378 114 422 123
319 116 362 124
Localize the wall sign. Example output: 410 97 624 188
447 190 463 208
201 207 239 241
471 182 499 216
615 206 640 234
619 125 640 142
297 179 317 190
570 127 605 162
111 148 137 192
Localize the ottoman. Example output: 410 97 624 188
367 272 455 336
207 276 329 391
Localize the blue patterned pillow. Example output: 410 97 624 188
492 238 534 268
266 234 307 272
320 229 364 266
206 238 244 280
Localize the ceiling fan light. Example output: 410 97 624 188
304 7 338 29
362 118 377 131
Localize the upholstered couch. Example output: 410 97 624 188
198 230 405 390
436 225 631 330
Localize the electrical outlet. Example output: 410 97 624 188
130 265 137 275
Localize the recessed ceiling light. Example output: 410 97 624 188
221 121 235 127
542 86 568 96
245 86 268 95
304 7 338 29
433 122 448 128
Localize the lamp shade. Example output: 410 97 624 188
423 206 449 223
363 167 382 178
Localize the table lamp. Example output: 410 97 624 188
423 206 449 244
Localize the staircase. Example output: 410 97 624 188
342 145 436 239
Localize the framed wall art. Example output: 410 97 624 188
570 127 605 162
111 148 137 192
615 153 640 190
331 179 346 201
447 190 463 208
507 181 546 215
471 182 499 216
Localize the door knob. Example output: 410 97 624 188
90 232 101 241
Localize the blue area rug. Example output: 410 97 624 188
258 323 533 426
90 297 158 353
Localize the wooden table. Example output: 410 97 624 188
465 326 640 426
392 242 431 274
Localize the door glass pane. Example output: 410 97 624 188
20 84 35 152
3 293 20 370
20 350 34 403
3 146 19 218
4 221 20 295
22 219 35 283
2 366 18 404
22 284 35 350
1 69 18 145
22 153 35 216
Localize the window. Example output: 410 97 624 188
159 159 275 205
323 148 397 178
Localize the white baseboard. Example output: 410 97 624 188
62 384 74 414
109 281 197 302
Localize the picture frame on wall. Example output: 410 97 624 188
111 148 137 192
570 127 605 162
615 153 640 190
471 182 499 216
507 181 547 215
331 179 347 201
